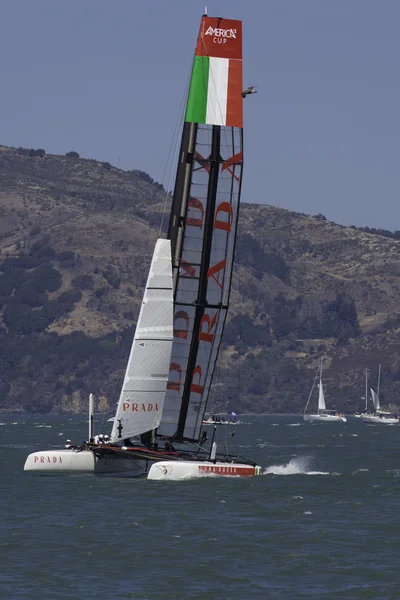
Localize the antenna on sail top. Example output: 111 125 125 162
204 6 208 15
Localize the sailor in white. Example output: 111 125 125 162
65 439 72 449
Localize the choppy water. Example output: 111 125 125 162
2 414 400 599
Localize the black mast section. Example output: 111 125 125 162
168 122 198 291
174 125 221 440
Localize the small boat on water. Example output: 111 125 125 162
24 12 261 479
361 365 399 425
303 358 346 423
202 412 237 425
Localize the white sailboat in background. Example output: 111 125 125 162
362 364 399 424
202 411 237 425
303 358 346 422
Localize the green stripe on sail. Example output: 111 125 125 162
185 56 210 123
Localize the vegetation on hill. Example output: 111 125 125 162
0 144 400 414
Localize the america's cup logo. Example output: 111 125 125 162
205 26 237 38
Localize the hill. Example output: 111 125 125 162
0 144 400 415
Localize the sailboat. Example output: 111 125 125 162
303 358 347 422
24 13 261 479
202 411 237 425
362 365 399 424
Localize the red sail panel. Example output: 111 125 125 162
195 16 242 59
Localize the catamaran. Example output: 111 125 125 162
303 357 346 422
24 13 261 479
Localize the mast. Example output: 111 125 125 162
317 356 326 414
88 393 94 442
159 15 244 443
365 369 368 413
377 363 381 398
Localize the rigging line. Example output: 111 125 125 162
158 58 193 237
236 250 242 417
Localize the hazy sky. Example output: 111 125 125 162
1 1 399 229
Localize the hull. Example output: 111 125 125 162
304 414 347 423
24 449 96 473
362 415 399 424
147 460 262 480
24 448 153 477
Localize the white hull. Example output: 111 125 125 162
24 450 96 473
362 415 399 424
147 460 262 480
304 414 347 423
24 449 152 478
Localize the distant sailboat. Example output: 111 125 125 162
362 365 399 424
303 358 346 422
202 411 238 425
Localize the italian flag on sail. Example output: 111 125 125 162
185 17 243 129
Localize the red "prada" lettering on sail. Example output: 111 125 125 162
214 202 233 232
207 260 226 289
174 311 190 339
199 312 218 343
194 151 210 173
122 403 159 412
180 260 196 277
190 365 204 396
221 151 242 181
187 197 204 228
167 362 182 391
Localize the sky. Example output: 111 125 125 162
0 0 399 230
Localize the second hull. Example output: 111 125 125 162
148 461 262 480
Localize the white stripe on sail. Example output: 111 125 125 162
370 386 380 411
206 57 229 126
110 239 173 443
318 379 326 411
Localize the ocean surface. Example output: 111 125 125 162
2 414 400 599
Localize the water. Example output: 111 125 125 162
2 414 400 599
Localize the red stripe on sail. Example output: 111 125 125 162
221 151 243 181
226 59 243 128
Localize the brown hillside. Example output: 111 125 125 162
0 145 399 414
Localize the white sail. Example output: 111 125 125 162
370 386 380 411
110 239 173 443
318 379 326 411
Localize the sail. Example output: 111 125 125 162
110 239 173 443
318 380 326 411
158 15 243 442
370 386 380 411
